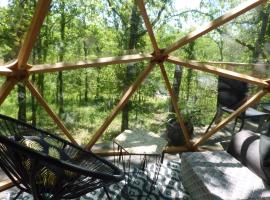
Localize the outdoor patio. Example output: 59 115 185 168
1 119 269 200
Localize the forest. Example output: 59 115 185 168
0 0 269 145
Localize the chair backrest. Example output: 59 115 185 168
217 76 248 109
0 114 124 199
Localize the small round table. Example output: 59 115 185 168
113 129 167 198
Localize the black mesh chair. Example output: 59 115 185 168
206 77 269 133
0 114 124 200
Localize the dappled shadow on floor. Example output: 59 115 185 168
181 151 270 199
1 159 189 200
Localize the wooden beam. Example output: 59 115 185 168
163 0 266 55
159 63 192 148
3 60 18 69
94 145 190 155
193 89 268 147
167 56 269 88
0 179 13 192
0 67 12 76
164 145 189 154
17 0 51 69
85 62 156 150
137 0 160 55
25 80 78 145
93 150 129 157
29 53 153 74
193 60 270 68
0 79 17 106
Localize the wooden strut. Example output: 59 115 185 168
159 63 192 148
163 0 266 55
193 60 270 68
0 179 13 192
17 0 52 69
0 79 17 106
0 67 12 76
85 62 156 150
93 145 189 156
164 145 190 154
194 89 268 147
167 56 269 88
25 80 78 145
29 53 153 74
137 0 160 55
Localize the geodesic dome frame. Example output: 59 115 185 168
0 0 269 154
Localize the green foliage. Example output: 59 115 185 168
0 1 269 145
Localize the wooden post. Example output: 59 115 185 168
0 79 17 106
25 80 78 145
159 63 192 148
167 56 269 88
85 62 156 150
163 0 266 55
17 0 51 69
137 0 160 55
194 89 268 147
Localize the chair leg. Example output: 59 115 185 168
257 116 267 132
238 116 245 132
267 123 270 136
232 118 238 132
205 111 219 134
13 190 23 200
104 187 112 200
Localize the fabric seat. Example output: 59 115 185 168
221 106 269 131
0 114 124 200
206 76 269 133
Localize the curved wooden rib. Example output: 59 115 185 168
163 0 266 55
167 56 269 88
25 80 78 145
159 63 192 148
85 62 156 150
0 67 12 76
137 0 160 55
0 79 17 106
193 60 270 68
29 53 153 74
193 89 268 147
18 0 51 69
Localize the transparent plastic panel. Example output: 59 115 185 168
0 0 37 65
28 0 152 67
170 1 270 79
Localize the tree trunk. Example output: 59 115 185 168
252 5 269 63
58 0 66 115
18 83 26 121
31 75 37 126
168 65 183 119
84 74 89 102
121 3 140 132
185 42 195 101
58 71 64 115
95 69 101 100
